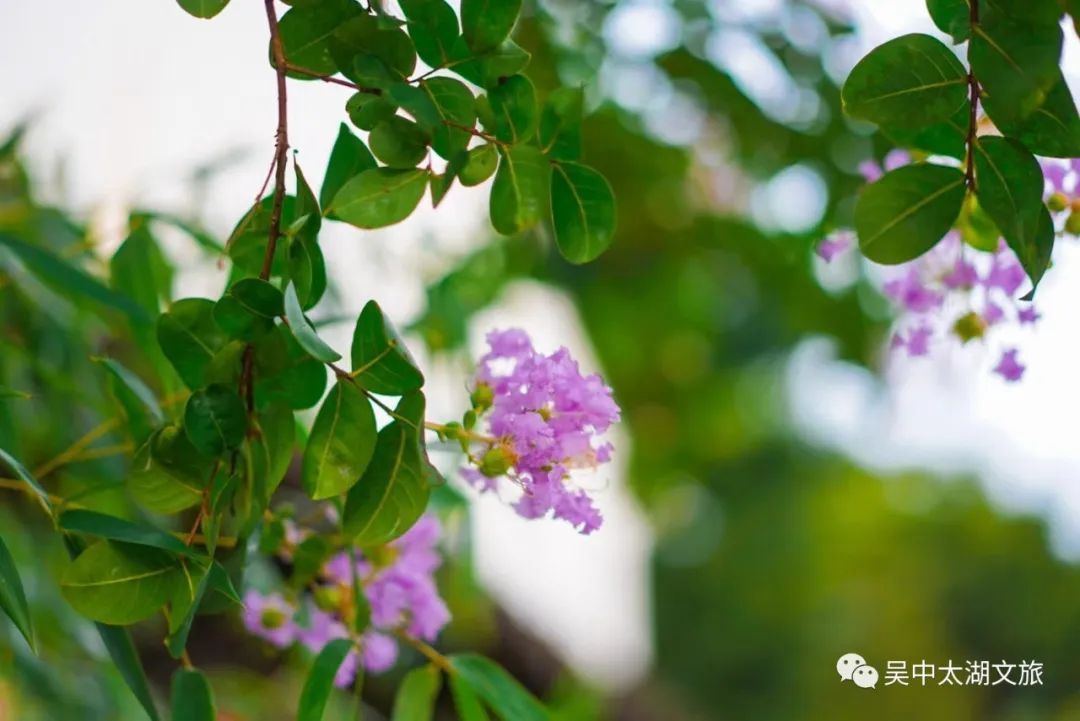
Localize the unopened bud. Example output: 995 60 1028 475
1067 211 1080 236
479 447 513 478
952 311 986 343
470 383 494 412
1048 192 1069 212
313 586 341 612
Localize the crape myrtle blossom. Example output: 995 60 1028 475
1040 157 1080 236
242 515 450 686
458 329 621 534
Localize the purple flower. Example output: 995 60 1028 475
883 149 910 172
361 631 398 672
242 591 299 649
297 607 349 654
982 301 1005 325
467 329 620 534
993 348 1025 382
883 269 944 313
1042 160 1068 194
983 256 1027 296
1017 305 1041 325
858 160 882 183
942 258 978 289
905 325 933 357
816 231 852 263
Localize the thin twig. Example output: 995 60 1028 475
964 0 980 194
283 62 381 95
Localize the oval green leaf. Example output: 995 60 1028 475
321 123 377 210
971 9 1062 126
184 384 247 456
157 298 229 390
986 73 1080 158
842 33 968 129
370 116 431 168
551 162 616 264
350 300 425 395
61 541 180 626
489 146 549 236
854 163 966 265
462 0 521 53
303 379 377 500
329 168 429 229
488 75 537 144
170 668 216 721
176 0 230 19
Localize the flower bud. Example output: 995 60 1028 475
478 446 513 477
470 383 494 412
952 311 986 343
1067 211 1080 236
1048 192 1069 212
260 606 289 630
313 586 341 612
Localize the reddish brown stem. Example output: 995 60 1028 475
965 0 980 194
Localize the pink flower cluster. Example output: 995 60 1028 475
1041 157 1080 235
462 329 621 534
242 516 450 686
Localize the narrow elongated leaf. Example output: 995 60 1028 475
971 9 1062 126
321 123 377 210
986 73 1080 158
490 146 549 235
184 385 247 456
59 510 198 557
285 283 342 363
61 541 180 625
170 668 216 721
974 136 1047 292
392 664 442 721
166 560 212 658
298 638 355 721
350 300 425 395
488 75 537 144
450 672 490 721
461 0 521 52
158 298 229 389
841 34 968 129
0 232 151 325
344 392 431 545
0 447 52 513
177 0 229 19
0 535 34 651
854 164 966 264
1018 208 1055 300
329 168 429 229
303 379 377 499
97 358 165 428
550 162 616 264
450 655 547 721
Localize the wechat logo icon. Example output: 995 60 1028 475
837 652 878 689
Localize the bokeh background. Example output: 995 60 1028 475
3 1 1080 719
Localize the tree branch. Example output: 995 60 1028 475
965 0 980 194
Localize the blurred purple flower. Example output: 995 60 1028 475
1017 305 1041 325
242 591 298 649
993 348 1025 382
816 231 852 263
883 269 944 313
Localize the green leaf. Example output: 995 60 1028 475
420 78 477 160
452 38 531 89
348 92 400 131
321 123 377 210
288 235 327 311
329 168 429 229
971 9 1062 126
986 72 1080 158
59 510 197 557
130 426 210 514
165 560 212 657
550 162 616 264
277 0 363 77
184 385 247 456
61 541 180 625
854 163 966 264
450 655 547 721
254 327 329 410
295 162 322 238
490 146 549 235
973 136 1045 289
460 144 498 186
170 668 216 721
488 75 537 143
987 0 1063 26
350 300 425 395
93 622 161 720
284 283 342 363
1018 208 1055 300
213 278 284 341
97 358 165 434
176 0 230 19
226 195 294 275
158 298 229 389
392 664 442 721
539 87 584 161
926 0 969 42
400 0 459 68
0 535 34 651
111 226 171 318
841 34 968 129
881 102 968 159
329 15 416 83
303 379 377 500
449 672 490 721
298 638 355 721
344 392 431 545
370 116 431 168
250 402 297 504
0 447 51 513
0 232 151 326
461 0 521 53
